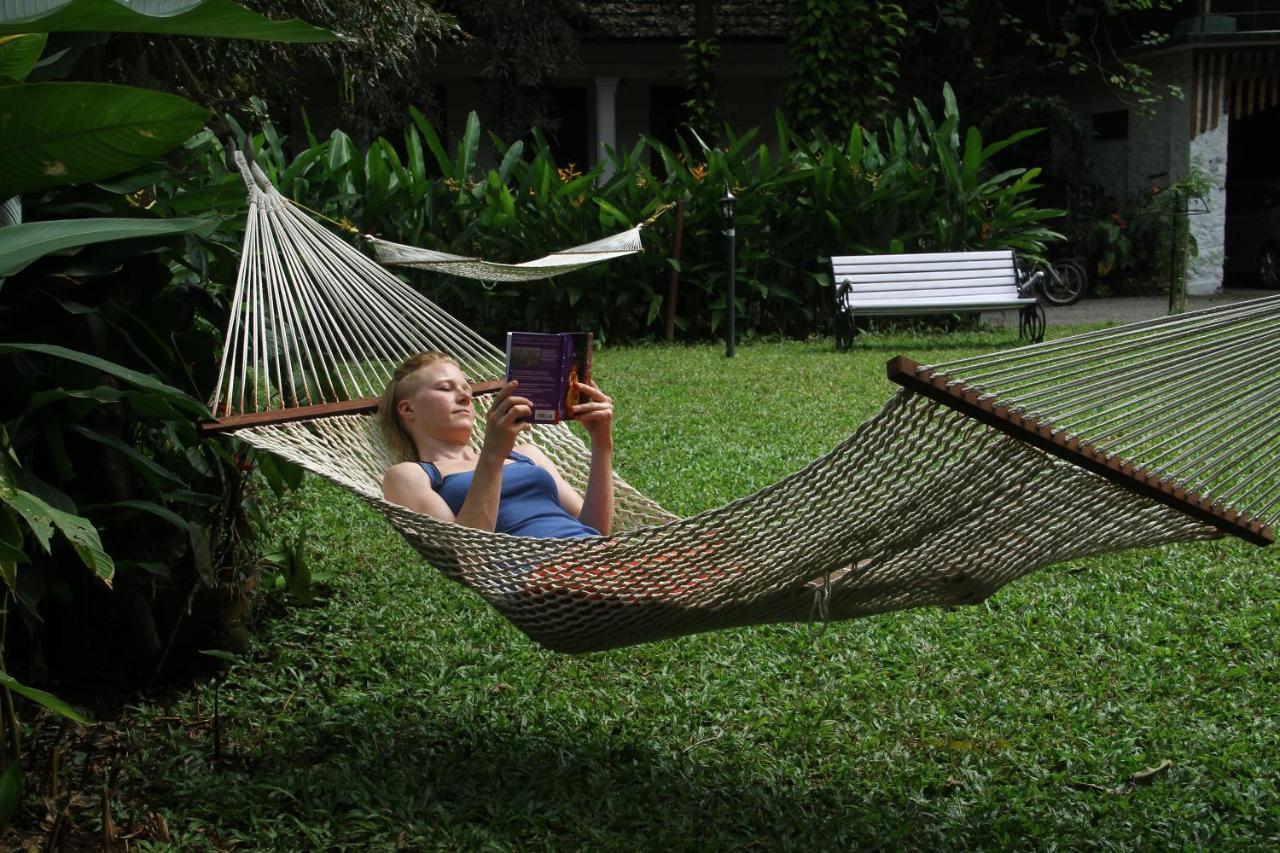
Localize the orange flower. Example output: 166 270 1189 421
689 165 707 183
558 163 582 182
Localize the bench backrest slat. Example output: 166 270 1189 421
835 249 1014 265
844 286 1024 303
832 261 1014 276
831 250 1025 307
838 271 1017 286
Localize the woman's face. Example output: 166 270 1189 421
398 361 474 436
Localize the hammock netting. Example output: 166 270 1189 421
212 154 1278 653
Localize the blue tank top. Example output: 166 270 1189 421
420 450 599 539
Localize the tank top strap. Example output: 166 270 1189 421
418 461 443 490
507 449 537 466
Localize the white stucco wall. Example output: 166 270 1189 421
1187 113 1228 295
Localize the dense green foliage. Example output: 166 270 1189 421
443 0 582 141
897 1 1190 120
0 3 330 828
1080 167 1210 302
169 84 1059 344
93 0 458 142
20 333 1270 847
787 0 907 137
681 37 722 144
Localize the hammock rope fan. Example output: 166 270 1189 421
204 153 1277 654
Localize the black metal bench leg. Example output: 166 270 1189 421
1019 303 1046 343
835 310 856 351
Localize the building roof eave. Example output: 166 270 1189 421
1127 31 1280 60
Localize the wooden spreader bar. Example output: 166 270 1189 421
197 380 505 436
887 356 1275 546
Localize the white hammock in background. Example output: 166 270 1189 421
366 227 645 282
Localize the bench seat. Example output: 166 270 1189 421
831 250 1043 348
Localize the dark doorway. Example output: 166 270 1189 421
649 85 688 178
1225 103 1280 286
547 86 590 170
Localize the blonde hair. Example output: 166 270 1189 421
377 352 460 463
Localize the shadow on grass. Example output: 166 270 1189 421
149 710 960 847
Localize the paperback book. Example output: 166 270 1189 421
504 331 593 424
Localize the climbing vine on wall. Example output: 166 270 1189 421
786 0 907 137
682 37 722 144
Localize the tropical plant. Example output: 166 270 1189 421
0 0 333 830
158 82 1060 345
114 0 461 143
1081 166 1210 300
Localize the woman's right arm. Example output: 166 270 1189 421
448 381 534 532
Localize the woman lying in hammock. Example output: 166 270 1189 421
378 352 614 537
377 352 738 603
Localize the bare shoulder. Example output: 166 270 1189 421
382 461 431 493
515 442 554 467
384 460 429 480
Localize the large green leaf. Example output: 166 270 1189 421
0 216 212 277
82 499 189 531
0 671 92 724
456 111 479 180
0 482 114 585
0 342 207 415
67 424 186 488
0 32 46 82
0 761 20 832
0 0 336 42
0 82 209 196
0 195 18 227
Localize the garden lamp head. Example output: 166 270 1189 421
720 184 736 229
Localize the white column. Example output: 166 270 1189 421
594 76 619 180
1187 100 1228 296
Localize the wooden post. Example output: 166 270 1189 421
664 198 685 344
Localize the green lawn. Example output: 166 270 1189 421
114 330 1279 849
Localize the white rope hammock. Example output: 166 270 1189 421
207 153 1278 653
367 228 645 282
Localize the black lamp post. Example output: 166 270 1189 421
721 184 736 358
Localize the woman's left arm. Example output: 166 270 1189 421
521 382 615 535
569 380 614 535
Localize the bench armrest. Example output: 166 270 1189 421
1018 269 1044 298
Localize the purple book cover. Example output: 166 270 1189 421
504 332 591 424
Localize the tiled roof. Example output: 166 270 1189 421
578 1 790 40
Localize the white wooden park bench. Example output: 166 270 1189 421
830 249 1045 349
